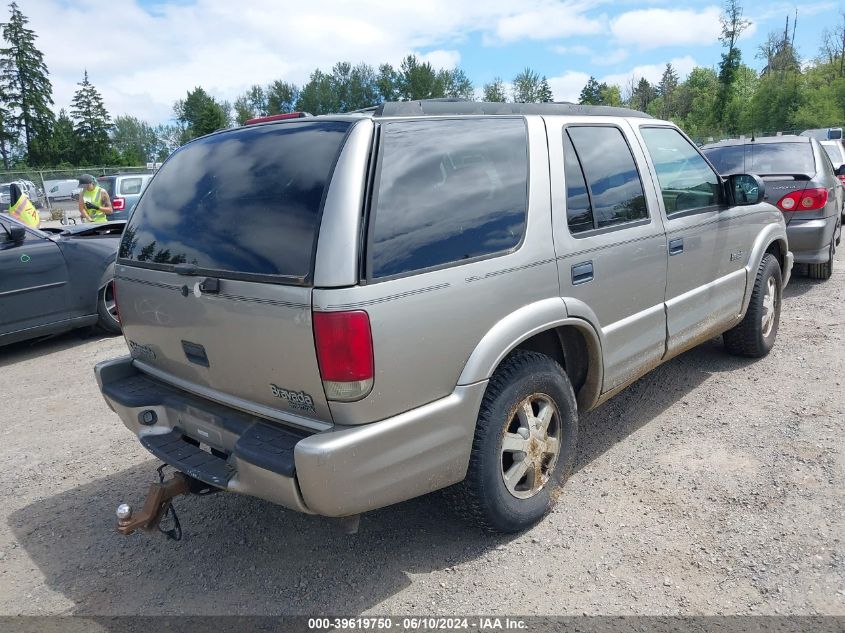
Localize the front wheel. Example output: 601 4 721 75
448 350 578 533
724 253 782 358
97 279 121 334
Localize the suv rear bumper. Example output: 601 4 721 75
96 357 486 517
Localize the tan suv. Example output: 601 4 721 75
97 101 792 533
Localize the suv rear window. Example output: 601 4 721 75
119 120 350 281
369 118 529 279
703 142 815 177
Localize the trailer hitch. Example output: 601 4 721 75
115 468 190 539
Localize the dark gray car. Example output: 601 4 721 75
0 215 124 346
703 136 843 280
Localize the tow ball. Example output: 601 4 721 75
115 471 190 536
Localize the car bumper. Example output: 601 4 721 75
787 216 839 264
95 356 486 517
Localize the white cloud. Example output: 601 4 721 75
550 44 593 56
601 55 698 89
490 2 605 43
416 50 462 70
28 0 610 123
546 71 592 103
592 49 629 66
610 7 726 49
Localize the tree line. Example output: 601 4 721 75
1 0 844 170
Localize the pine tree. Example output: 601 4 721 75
0 1 54 165
714 0 751 127
48 108 75 165
539 77 554 102
70 70 112 165
579 77 603 105
658 63 680 119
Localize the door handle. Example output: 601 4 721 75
571 261 594 285
669 238 684 256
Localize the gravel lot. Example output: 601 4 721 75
0 254 843 617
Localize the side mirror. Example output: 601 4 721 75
9 225 26 243
836 164 845 177
728 174 765 206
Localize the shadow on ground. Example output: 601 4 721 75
0 328 118 370
9 339 754 615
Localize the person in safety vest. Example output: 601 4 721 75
7 182 40 229
77 174 112 223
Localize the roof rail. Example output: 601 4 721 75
372 99 653 119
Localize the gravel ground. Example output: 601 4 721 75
0 255 843 617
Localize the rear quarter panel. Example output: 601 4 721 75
57 235 120 316
313 116 561 425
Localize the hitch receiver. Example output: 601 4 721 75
115 472 190 535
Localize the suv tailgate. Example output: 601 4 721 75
114 119 354 429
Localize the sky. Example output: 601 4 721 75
22 0 840 124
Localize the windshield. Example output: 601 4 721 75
703 142 816 176
119 120 351 282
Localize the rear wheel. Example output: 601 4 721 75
807 238 834 280
448 350 578 533
724 254 781 358
97 279 121 334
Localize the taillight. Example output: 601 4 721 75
776 188 828 212
112 196 125 211
313 310 374 401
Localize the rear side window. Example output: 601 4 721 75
369 118 528 279
564 126 647 233
119 177 143 195
640 127 722 215
120 120 350 281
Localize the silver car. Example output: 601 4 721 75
703 136 843 280
97 102 792 534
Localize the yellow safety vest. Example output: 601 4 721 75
83 186 107 223
9 194 39 229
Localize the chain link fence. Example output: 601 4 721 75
1 165 152 223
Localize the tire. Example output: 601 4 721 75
724 253 782 358
447 350 578 533
97 279 121 334
807 237 834 280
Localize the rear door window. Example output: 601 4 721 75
564 125 647 233
119 120 351 282
368 118 529 279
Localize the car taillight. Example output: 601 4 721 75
313 310 374 401
112 196 125 211
776 188 828 212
